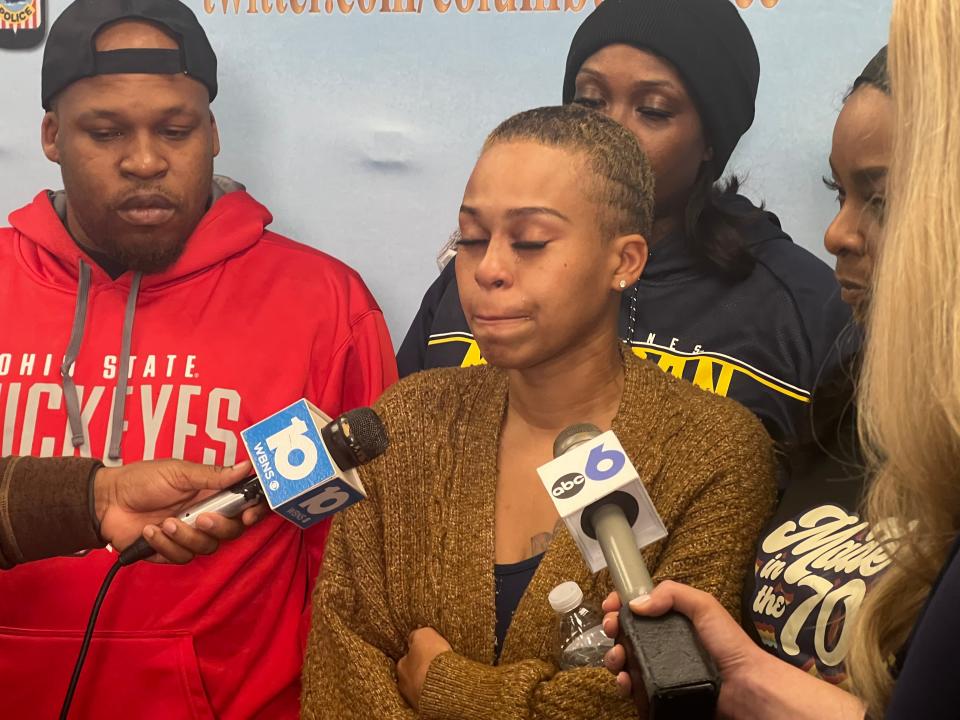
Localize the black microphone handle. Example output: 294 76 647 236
590 502 720 720
619 608 720 720
117 476 263 566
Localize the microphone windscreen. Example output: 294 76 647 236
323 407 389 470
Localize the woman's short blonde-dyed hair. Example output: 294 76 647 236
483 104 655 240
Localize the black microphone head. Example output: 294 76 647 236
321 407 389 471
553 423 602 458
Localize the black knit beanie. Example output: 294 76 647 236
562 0 760 179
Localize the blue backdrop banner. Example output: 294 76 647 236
0 0 891 341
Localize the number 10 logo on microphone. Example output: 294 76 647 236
241 399 367 529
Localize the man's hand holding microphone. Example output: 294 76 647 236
95 458 265 564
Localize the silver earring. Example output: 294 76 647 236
618 280 627 289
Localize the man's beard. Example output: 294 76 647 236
65 187 200 274
97 230 190 274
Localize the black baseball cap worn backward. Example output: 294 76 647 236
41 0 217 110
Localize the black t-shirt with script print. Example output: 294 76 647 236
745 389 890 685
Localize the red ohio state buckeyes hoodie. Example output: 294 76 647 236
0 177 398 719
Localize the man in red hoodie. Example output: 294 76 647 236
0 0 398 717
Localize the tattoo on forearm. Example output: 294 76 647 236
530 532 553 555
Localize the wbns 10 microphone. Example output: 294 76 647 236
119 402 388 565
538 424 719 720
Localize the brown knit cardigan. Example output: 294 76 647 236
302 351 776 719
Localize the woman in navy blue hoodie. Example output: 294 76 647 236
397 0 850 452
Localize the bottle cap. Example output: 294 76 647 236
548 581 584 614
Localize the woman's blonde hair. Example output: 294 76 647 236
849 1 960 715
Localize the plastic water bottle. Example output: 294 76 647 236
548 581 614 670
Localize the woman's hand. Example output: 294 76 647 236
600 582 867 720
397 627 452 710
601 582 759 703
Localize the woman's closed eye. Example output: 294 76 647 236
823 176 845 206
512 240 549 251
455 235 488 248
637 106 674 121
572 96 604 111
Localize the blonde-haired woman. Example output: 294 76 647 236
604 1 960 718
848 0 960 715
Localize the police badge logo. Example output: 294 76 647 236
0 0 46 50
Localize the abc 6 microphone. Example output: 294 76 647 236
119 400 388 564
537 424 719 720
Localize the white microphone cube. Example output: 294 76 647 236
538 431 667 572
240 399 366 529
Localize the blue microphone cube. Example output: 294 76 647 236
240 399 367 529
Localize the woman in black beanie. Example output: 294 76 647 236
562 0 764 274
398 0 851 457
